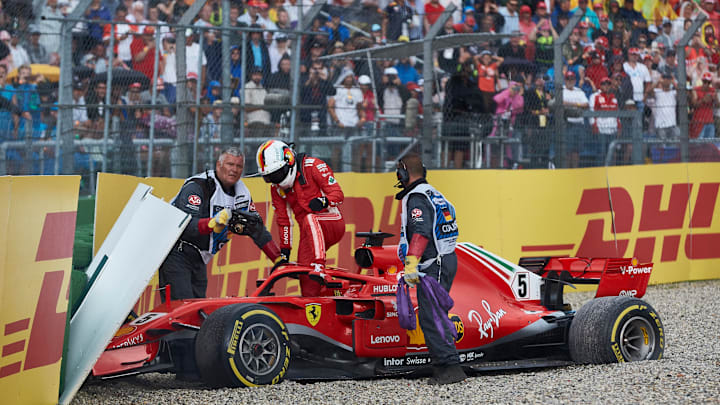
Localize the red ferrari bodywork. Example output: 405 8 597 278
93 239 654 381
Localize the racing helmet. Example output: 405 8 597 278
256 140 297 189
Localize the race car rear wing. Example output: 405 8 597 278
519 256 653 309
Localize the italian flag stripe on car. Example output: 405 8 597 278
457 243 514 281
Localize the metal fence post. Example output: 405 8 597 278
553 11 583 170
23 118 33 174
57 0 92 175
174 0 208 178
421 4 455 167
677 15 707 164
366 50 380 172
147 32 162 177
111 115 120 172
57 21 71 175
289 0 325 143
220 0 233 148
631 110 643 164
239 33 247 154
194 32 204 168
102 24 115 173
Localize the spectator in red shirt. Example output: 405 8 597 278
592 77 620 166
424 0 445 32
453 15 476 33
477 49 502 94
131 26 164 81
518 5 536 43
585 51 609 89
691 72 717 139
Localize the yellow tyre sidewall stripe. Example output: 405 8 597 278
227 308 290 387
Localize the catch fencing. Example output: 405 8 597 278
1 1 719 194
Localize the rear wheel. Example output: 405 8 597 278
195 304 291 387
569 296 664 364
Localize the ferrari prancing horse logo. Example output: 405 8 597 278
306 303 321 326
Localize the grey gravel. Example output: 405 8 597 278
72 280 720 405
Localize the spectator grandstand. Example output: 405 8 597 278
1 0 719 184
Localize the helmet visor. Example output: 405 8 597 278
262 164 290 184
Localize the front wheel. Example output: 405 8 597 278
569 296 665 364
195 303 291 387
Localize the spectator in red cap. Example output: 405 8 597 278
691 71 717 139
131 26 164 81
623 48 651 112
185 72 198 114
577 21 592 46
591 36 610 64
592 13 612 43
562 70 589 168
518 5 536 42
238 0 275 29
590 77 620 166
533 2 548 24
586 51 609 89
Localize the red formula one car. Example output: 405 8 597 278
93 232 664 387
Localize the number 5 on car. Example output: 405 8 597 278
511 270 541 301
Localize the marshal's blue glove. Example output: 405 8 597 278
403 255 420 286
208 208 231 233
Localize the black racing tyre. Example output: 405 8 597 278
569 296 665 364
195 304 291 388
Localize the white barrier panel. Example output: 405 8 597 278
59 184 190 404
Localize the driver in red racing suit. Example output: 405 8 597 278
256 140 345 295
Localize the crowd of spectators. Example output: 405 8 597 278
0 0 719 175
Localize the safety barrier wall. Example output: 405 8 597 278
0 176 80 405
95 164 720 313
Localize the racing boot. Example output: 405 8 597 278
428 364 466 385
308 263 332 284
